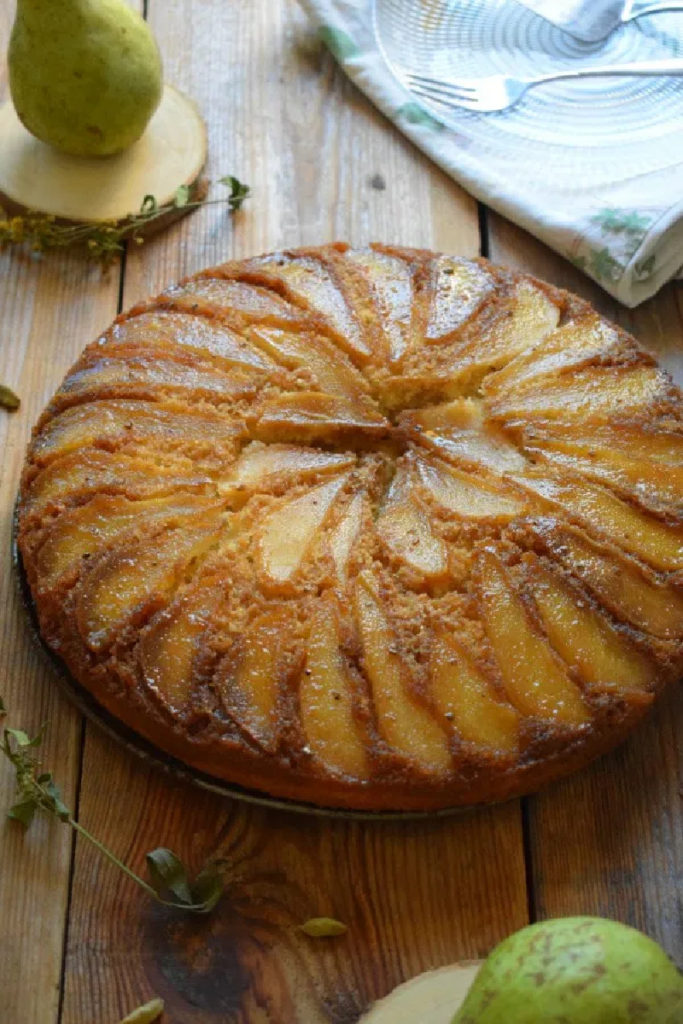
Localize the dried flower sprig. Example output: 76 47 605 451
0 698 225 913
0 175 250 265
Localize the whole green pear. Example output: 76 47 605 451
9 0 163 157
452 917 682 1023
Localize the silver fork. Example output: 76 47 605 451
406 58 683 113
518 1 683 42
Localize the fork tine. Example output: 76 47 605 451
408 79 477 103
409 83 482 111
406 72 477 95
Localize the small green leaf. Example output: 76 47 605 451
119 996 165 1024
190 863 225 913
218 175 250 211
5 726 44 748
8 798 39 827
43 778 71 821
146 847 193 905
0 385 20 411
299 917 347 937
174 185 191 208
140 194 158 215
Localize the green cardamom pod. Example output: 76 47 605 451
299 917 347 937
0 384 20 411
119 997 165 1024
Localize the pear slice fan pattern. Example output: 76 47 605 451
17 245 683 811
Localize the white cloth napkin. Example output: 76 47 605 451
298 0 683 307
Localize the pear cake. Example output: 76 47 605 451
17 244 683 811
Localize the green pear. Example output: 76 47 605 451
452 917 682 1023
9 0 163 157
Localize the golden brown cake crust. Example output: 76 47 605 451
17 244 683 810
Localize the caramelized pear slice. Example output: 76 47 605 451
452 279 560 366
34 493 219 590
429 630 519 753
526 559 655 696
403 397 484 433
224 607 298 749
140 581 222 709
220 442 355 499
258 475 349 587
521 422 683 465
166 277 302 321
78 516 223 651
478 550 589 725
484 316 619 397
22 449 210 514
415 455 528 521
57 355 259 407
405 399 526 476
490 365 672 423
246 325 374 405
377 464 448 583
32 401 242 468
424 256 495 342
345 247 414 362
354 572 451 771
515 472 683 572
300 597 368 777
521 439 683 513
245 253 371 359
538 524 683 641
107 311 275 370
328 492 365 584
252 392 387 445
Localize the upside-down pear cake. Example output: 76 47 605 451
17 244 683 810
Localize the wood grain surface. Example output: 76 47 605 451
0 2 680 1023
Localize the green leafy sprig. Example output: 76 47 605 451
0 175 250 264
0 698 224 913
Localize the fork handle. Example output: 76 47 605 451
624 2 683 18
530 58 683 86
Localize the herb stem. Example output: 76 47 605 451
68 817 160 901
68 818 212 911
1 700 225 913
0 175 250 264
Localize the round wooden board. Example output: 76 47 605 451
0 84 207 226
358 963 482 1023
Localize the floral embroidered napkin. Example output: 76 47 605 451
298 0 683 307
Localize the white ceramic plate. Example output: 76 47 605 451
372 0 683 187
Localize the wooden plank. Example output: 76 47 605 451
488 213 683 960
0 5 126 1021
60 3 527 1022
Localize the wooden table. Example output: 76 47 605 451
1 3 681 1021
